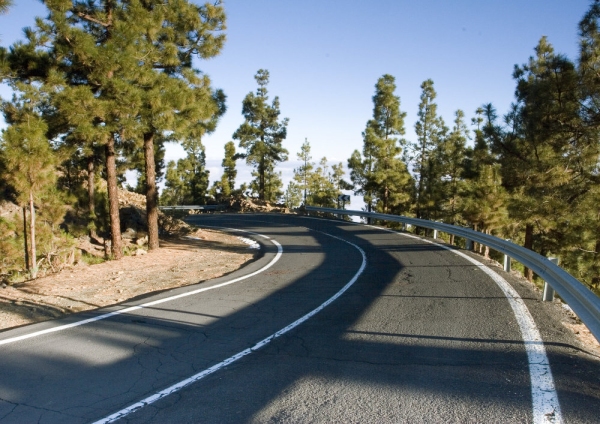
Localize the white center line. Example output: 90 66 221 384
93 229 367 424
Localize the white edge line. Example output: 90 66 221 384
365 225 562 424
0 230 282 347
93 230 368 424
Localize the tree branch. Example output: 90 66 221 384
76 12 109 28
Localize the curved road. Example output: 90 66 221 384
0 214 598 423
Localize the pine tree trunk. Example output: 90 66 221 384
29 192 37 279
105 135 123 260
259 156 265 200
144 132 159 251
383 185 389 214
524 224 534 281
22 206 29 271
87 155 98 239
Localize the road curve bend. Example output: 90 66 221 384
0 214 598 423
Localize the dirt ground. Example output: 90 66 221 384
0 228 257 331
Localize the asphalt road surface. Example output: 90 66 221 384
0 214 598 423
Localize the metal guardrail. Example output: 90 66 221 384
306 205 600 343
159 205 226 211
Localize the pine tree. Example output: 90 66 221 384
461 105 509 249
437 109 468 228
347 149 373 211
160 136 210 206
26 1 226 256
233 69 289 200
490 37 584 280
222 141 237 195
579 0 600 128
35 0 149 259
368 75 412 214
160 160 187 206
250 161 283 203
569 1 600 290
411 79 447 222
283 181 302 209
184 137 211 205
307 158 331 207
293 138 314 205
51 86 109 241
348 75 412 214
110 1 226 251
209 140 237 200
1 84 57 278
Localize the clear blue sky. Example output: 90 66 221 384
0 0 593 195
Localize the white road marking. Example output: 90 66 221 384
0 231 282 347
93 230 368 424
238 236 261 249
288 215 562 422
370 226 563 424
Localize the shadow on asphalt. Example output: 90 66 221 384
0 214 597 423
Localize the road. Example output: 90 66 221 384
0 214 598 423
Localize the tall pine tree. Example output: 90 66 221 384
348 75 413 214
411 79 447 222
437 109 468 228
293 138 314 205
491 37 583 280
233 69 289 200
37 0 147 259
128 0 226 250
1 83 57 278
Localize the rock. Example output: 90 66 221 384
136 235 148 246
134 248 147 256
0 201 20 219
122 227 137 240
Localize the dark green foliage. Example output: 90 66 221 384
0 82 64 278
222 141 238 193
0 215 23 275
210 140 237 199
283 181 302 209
291 140 347 208
293 138 313 205
348 75 413 214
233 69 289 200
410 79 448 221
160 137 210 206
0 0 228 265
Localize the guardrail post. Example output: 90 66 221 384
433 229 438 239
503 240 511 272
465 239 473 251
542 257 559 302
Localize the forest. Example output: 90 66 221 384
1 0 600 296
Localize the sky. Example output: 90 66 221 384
0 0 593 202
